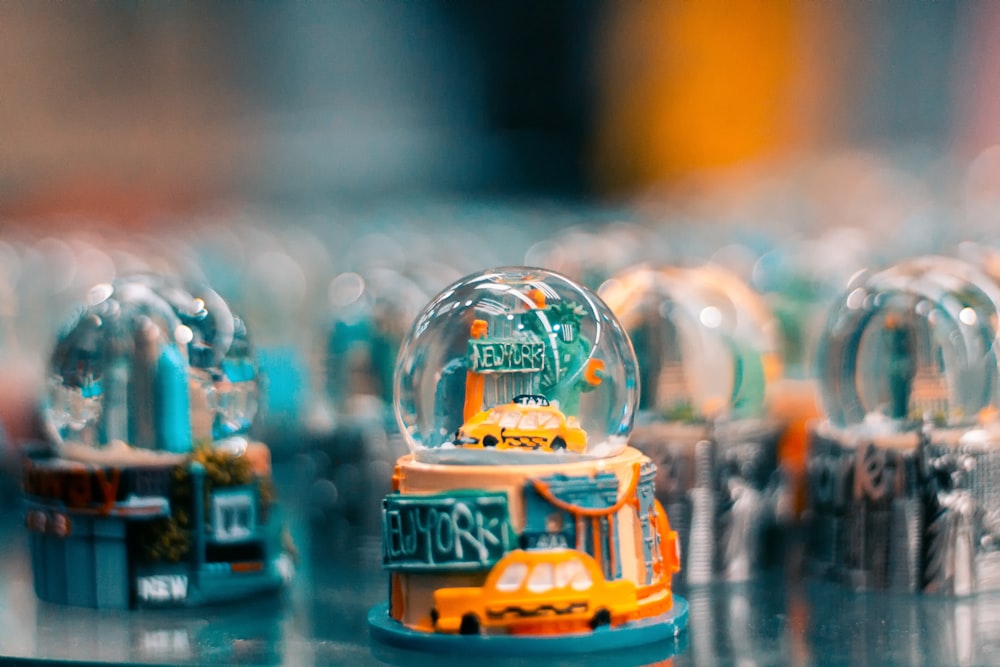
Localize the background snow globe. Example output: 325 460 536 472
394 266 639 464
809 255 1000 592
43 273 259 464
599 263 785 582
600 264 782 427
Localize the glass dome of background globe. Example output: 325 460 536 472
44 274 258 463
600 264 782 424
817 256 1000 434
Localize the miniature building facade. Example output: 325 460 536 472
383 448 679 632
25 445 288 608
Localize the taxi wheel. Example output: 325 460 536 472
589 608 611 630
551 437 567 450
460 613 481 635
483 435 499 447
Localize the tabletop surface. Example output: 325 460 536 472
0 443 996 667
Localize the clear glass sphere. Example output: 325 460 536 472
44 274 259 463
818 256 1000 432
394 267 639 463
600 264 782 422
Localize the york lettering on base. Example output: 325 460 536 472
382 491 513 572
137 575 189 604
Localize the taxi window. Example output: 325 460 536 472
554 559 581 588
495 562 528 592
537 413 559 429
518 411 540 429
526 562 555 593
485 410 503 424
499 411 521 428
571 566 593 591
554 559 593 590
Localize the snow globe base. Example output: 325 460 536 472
367 595 689 656
376 446 685 649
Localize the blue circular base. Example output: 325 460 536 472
367 595 689 656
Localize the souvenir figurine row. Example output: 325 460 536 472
17 221 1000 656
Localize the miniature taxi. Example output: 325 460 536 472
431 549 637 635
453 394 587 452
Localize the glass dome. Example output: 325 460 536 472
599 264 782 423
394 267 639 464
44 274 259 463
817 256 1000 432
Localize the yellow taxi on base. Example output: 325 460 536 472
453 395 587 453
430 549 638 635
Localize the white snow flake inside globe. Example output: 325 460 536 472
394 266 640 464
44 274 259 464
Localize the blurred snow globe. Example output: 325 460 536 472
600 264 783 427
326 268 428 428
394 267 639 464
817 256 1000 439
43 274 258 464
600 263 785 581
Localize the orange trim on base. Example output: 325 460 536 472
390 573 405 622
230 561 264 573
531 462 641 517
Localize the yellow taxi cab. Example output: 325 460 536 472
430 549 638 635
453 395 587 453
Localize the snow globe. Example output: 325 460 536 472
600 264 785 583
24 274 294 608
809 255 1000 592
368 267 688 654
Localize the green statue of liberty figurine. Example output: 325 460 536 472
884 313 915 422
521 289 605 417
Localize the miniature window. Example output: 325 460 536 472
526 562 555 593
537 413 559 429
485 410 503 424
554 559 581 588
571 565 593 591
495 562 528 592
211 491 256 543
553 559 594 590
499 411 521 429
518 412 540 429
